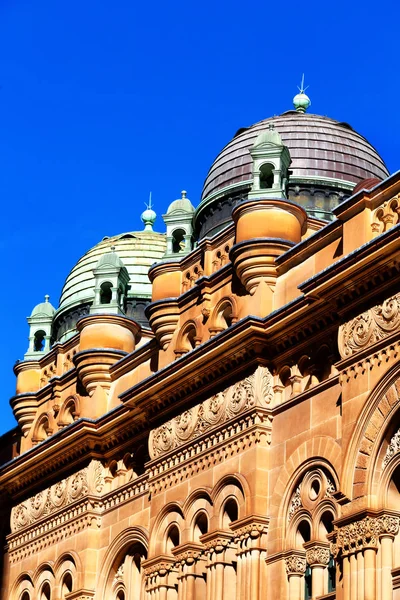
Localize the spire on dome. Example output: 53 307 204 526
141 192 157 231
293 74 311 113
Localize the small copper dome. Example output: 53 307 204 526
201 112 389 202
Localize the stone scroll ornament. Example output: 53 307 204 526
383 427 400 468
11 460 105 532
149 366 273 459
339 293 400 358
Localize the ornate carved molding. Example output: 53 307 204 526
331 515 400 556
371 196 400 237
11 460 105 533
339 293 400 359
383 428 400 468
149 366 273 459
288 486 302 522
285 554 307 575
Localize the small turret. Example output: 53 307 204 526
91 247 130 315
248 124 291 200
163 191 195 258
24 295 55 360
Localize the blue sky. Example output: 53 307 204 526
0 0 399 434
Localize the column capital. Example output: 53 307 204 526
200 529 234 554
142 554 176 577
230 514 269 540
284 550 307 576
304 541 330 566
172 542 204 565
330 512 400 556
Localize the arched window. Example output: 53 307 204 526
222 498 238 528
61 573 73 598
34 330 46 352
295 520 311 548
259 163 274 189
40 582 51 600
166 525 180 553
20 593 30 600
116 591 125 600
100 281 113 304
193 512 208 543
172 228 186 254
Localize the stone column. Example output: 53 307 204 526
200 530 237 600
143 556 177 600
378 514 400 600
172 542 207 600
305 542 330 599
230 516 269 600
285 551 306 600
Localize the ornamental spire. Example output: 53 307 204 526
293 74 311 113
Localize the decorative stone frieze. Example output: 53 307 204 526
383 427 400 468
11 460 105 532
331 515 400 556
149 366 273 458
338 292 400 358
288 486 302 522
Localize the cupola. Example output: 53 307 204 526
91 248 130 315
163 191 195 258
248 124 291 200
24 295 56 360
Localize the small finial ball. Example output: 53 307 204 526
141 206 157 231
181 190 187 198
45 294 50 302
293 92 311 113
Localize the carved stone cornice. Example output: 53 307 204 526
284 551 307 575
339 292 400 359
149 366 273 459
331 514 400 556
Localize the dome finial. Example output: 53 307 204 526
141 192 157 231
44 294 50 302
293 74 311 113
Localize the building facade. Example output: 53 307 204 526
1 92 400 600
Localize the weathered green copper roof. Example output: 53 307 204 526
58 231 166 313
30 295 56 318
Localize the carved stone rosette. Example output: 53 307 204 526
149 366 273 459
10 460 105 532
339 293 400 358
331 515 400 557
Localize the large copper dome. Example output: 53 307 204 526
201 112 389 201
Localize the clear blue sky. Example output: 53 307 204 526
0 0 399 435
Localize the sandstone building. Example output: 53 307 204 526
1 89 400 599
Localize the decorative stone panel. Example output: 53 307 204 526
149 366 273 459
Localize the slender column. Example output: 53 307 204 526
350 552 358 600
285 552 306 600
305 542 330 599
172 543 206 600
230 515 269 600
380 534 395 600
364 546 377 600
357 549 364 600
342 554 350 600
200 530 235 600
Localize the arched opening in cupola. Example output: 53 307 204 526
100 281 113 304
172 228 186 254
34 330 46 352
259 163 274 189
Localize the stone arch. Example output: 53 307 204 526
10 572 34 600
97 526 149 598
58 395 80 427
175 319 200 356
183 488 213 542
209 296 238 335
270 436 341 541
54 551 81 593
32 412 54 444
211 474 249 527
341 362 400 502
149 502 184 555
33 564 55 599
